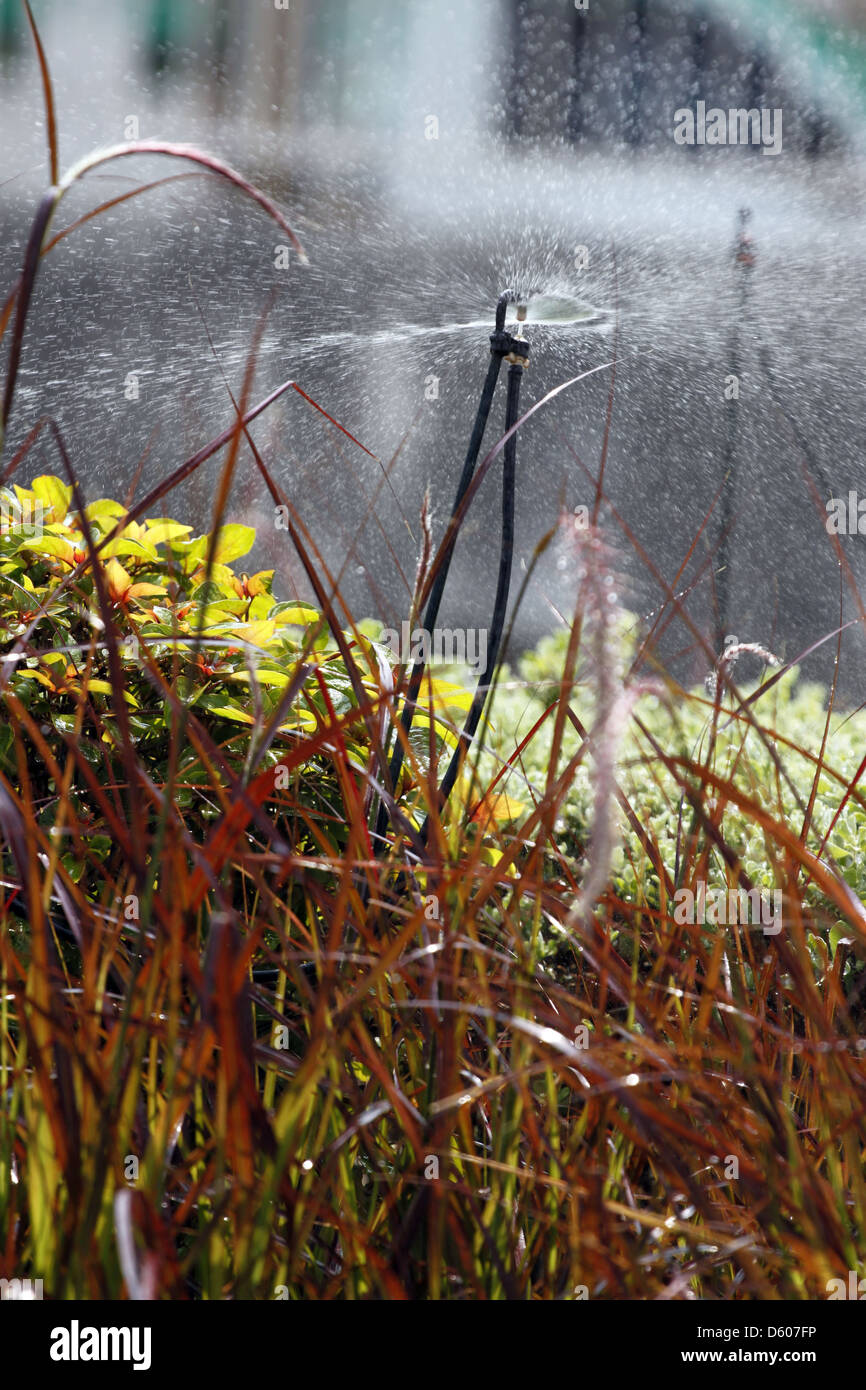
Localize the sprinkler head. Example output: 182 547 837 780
505 291 602 326
491 292 531 363
489 289 604 339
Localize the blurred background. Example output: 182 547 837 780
3 0 866 693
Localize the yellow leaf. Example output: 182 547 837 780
31 474 72 524
423 674 474 712
86 498 126 526
100 536 158 562
207 704 255 725
212 523 256 565
83 679 140 707
14 670 55 688
191 562 238 593
228 619 276 649
471 792 525 825
232 570 272 598
272 603 321 626
227 669 292 688
278 710 319 732
16 535 76 564
105 558 132 601
145 520 193 545
128 582 168 600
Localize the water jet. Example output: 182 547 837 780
502 290 602 327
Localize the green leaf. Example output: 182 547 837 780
192 578 233 604
31 474 72 522
271 602 321 626
170 535 209 567
212 524 256 565
200 700 255 726
15 534 74 561
227 669 294 689
86 498 127 526
145 520 193 546
83 679 140 707
99 536 159 562
227 619 276 649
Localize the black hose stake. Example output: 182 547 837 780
419 334 528 843
373 292 525 850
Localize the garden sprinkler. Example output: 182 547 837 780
374 290 531 850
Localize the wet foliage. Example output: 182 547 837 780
2 7 866 1302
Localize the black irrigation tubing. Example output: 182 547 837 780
372 291 523 852
419 344 527 846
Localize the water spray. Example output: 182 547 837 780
374 290 532 850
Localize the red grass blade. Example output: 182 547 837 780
23 0 58 186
